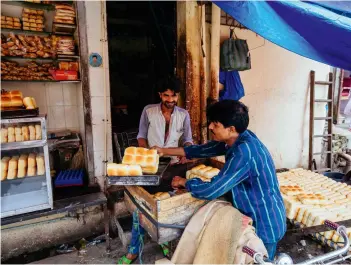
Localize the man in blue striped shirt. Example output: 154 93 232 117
154 100 287 260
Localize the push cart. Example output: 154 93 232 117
243 220 351 265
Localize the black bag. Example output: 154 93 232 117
220 29 251 71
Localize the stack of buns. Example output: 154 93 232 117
186 164 220 182
107 163 142 177
1 153 45 181
1 90 23 108
22 8 45 32
278 168 351 243
1 124 41 143
54 4 75 25
1 16 21 30
122 147 159 174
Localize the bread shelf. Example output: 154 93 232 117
2 55 80 62
1 80 81 83
1 174 46 185
1 28 52 36
1 1 55 11
1 140 47 151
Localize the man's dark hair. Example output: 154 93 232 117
93 55 97 59
158 76 180 94
207 100 249 133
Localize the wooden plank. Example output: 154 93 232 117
124 194 158 241
309 70 315 170
125 186 157 218
200 4 208 144
210 3 220 101
327 72 334 170
76 1 95 183
158 199 206 222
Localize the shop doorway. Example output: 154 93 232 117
106 1 176 141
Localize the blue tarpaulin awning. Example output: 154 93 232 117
213 1 351 71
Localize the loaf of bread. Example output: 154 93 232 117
107 163 143 176
7 156 19 180
22 126 29 141
18 154 28 178
28 125 35 140
1 157 11 180
186 164 220 182
36 153 45 175
23 97 37 109
28 153 36 168
35 125 41 140
27 167 36 177
15 126 23 142
1 128 8 143
122 147 159 174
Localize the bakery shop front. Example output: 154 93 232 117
1 1 113 261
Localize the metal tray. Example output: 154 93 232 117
107 157 171 186
1 107 39 119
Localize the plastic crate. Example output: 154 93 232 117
55 169 84 187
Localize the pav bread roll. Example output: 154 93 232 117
107 163 142 176
9 90 23 98
204 168 220 179
122 154 136 165
8 126 15 136
10 96 24 107
124 147 137 155
29 125 36 140
22 126 29 141
35 125 41 140
0 97 11 108
28 153 36 168
36 154 45 175
128 165 143 176
1 128 8 143
136 147 148 156
15 127 23 142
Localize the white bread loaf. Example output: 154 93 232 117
36 154 45 175
28 153 36 168
22 126 29 141
18 154 28 178
35 125 41 140
28 125 35 141
1 128 8 143
27 167 36 176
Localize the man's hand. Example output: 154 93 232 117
178 156 190 164
171 176 187 189
151 146 163 156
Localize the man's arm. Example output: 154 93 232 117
182 112 193 146
185 143 251 200
137 107 149 148
155 141 227 158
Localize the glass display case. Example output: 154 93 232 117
1 115 53 218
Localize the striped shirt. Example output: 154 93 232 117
184 130 286 243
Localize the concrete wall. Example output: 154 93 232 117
84 0 113 179
210 25 331 169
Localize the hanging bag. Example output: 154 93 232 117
220 28 251 71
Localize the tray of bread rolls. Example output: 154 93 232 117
107 147 171 186
278 168 351 249
1 90 39 118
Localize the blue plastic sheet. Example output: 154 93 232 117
213 1 351 71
